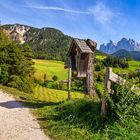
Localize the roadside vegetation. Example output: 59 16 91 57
1 84 140 140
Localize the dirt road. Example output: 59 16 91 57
0 90 49 140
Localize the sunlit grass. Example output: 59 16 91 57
33 59 67 81
96 55 106 60
34 85 84 102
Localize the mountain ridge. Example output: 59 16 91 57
1 23 105 61
100 38 140 54
2 24 72 61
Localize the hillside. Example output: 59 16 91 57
2 24 72 61
2 24 106 61
112 49 140 61
100 38 140 54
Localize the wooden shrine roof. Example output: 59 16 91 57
68 38 93 56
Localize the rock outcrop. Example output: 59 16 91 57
7 24 30 44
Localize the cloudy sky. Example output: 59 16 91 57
0 0 140 46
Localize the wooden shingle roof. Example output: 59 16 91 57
68 38 94 56
74 39 93 53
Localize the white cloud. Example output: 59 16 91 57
25 3 115 25
25 2 123 35
25 6 90 14
89 2 114 24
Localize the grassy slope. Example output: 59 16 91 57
96 55 107 60
1 57 140 140
33 59 67 81
1 84 139 140
113 60 140 73
34 57 140 82
33 57 140 95
34 85 84 102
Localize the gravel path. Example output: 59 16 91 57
0 90 50 140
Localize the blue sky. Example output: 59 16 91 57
0 0 140 47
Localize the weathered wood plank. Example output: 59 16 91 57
68 57 72 100
110 72 126 85
105 67 112 93
105 67 140 94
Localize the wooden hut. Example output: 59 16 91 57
65 38 97 97
66 38 96 77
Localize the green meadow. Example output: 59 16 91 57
33 57 140 81
34 85 84 102
33 59 67 81
1 57 140 140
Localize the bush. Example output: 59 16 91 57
0 30 34 93
106 86 140 138
72 78 86 91
95 64 101 71
52 75 58 81
58 81 64 90
0 64 9 84
51 83 59 89
103 56 129 68
8 75 33 93
96 75 104 82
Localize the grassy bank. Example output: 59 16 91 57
1 85 140 140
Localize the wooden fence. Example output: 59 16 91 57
105 67 140 94
101 67 140 117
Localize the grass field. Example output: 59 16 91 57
33 59 67 81
34 58 140 82
34 85 84 102
96 55 107 60
33 58 140 94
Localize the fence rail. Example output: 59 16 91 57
105 67 140 94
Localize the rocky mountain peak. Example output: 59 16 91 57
9 24 30 36
6 24 30 44
100 38 140 54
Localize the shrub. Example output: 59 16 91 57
95 64 101 71
58 81 64 90
51 83 59 89
106 86 140 137
0 64 9 84
96 75 103 82
0 30 34 92
52 75 58 81
7 75 33 93
72 78 86 91
102 56 129 68
56 98 102 129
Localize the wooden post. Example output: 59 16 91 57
68 57 72 100
86 53 95 96
105 67 112 94
101 97 107 117
86 39 96 96
101 67 112 117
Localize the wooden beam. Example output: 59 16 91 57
105 67 140 94
68 57 72 100
101 97 107 117
105 67 112 93
86 53 95 96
